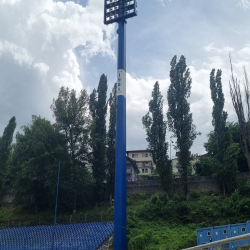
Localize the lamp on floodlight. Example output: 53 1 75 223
104 0 137 25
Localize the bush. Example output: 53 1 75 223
128 230 152 250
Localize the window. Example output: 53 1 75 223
223 230 227 234
142 169 144 173
142 153 148 157
145 169 148 173
242 227 246 233
207 231 211 236
132 154 138 158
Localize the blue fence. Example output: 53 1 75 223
0 221 114 250
197 221 250 247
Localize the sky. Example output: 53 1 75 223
1 0 250 158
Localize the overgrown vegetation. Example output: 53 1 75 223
2 189 250 249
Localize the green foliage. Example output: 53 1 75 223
128 230 152 250
127 217 197 250
107 82 117 199
193 157 215 176
0 116 16 192
209 69 240 194
227 122 248 172
142 81 172 198
11 116 70 212
167 55 198 199
51 87 91 213
136 191 250 226
89 74 108 203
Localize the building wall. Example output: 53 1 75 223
172 158 199 174
127 150 155 175
126 161 137 182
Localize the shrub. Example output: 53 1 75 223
128 230 152 250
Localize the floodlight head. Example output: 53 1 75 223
104 0 137 25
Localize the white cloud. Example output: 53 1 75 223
238 44 250 59
0 0 116 133
238 0 250 10
204 43 234 54
0 41 33 66
156 0 166 7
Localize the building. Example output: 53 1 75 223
172 154 200 175
126 156 139 182
86 156 139 182
126 150 155 175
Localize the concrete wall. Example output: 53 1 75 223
0 188 14 204
127 172 250 195
1 173 250 204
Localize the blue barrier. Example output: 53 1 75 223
196 227 212 245
228 222 248 247
0 221 114 250
197 221 250 248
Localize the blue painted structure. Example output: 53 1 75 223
211 225 229 242
197 221 250 248
228 222 248 247
52 161 61 250
113 20 127 250
0 222 114 250
103 1 137 249
196 227 212 245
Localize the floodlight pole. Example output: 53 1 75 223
51 161 61 250
114 20 127 250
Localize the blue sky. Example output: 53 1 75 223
0 0 250 157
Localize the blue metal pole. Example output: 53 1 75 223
113 20 127 250
51 161 61 250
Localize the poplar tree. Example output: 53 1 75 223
0 116 16 192
167 55 198 200
229 57 250 171
89 74 108 205
142 81 172 199
107 82 117 205
210 69 239 194
51 87 91 213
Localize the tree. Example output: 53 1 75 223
227 122 248 172
0 116 16 192
142 81 172 199
12 116 70 213
89 74 108 205
197 123 247 176
51 87 91 213
167 55 198 200
210 69 239 194
107 82 117 205
229 57 250 171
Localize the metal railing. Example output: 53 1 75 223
182 233 250 250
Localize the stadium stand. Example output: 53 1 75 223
0 221 114 250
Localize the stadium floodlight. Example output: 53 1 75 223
104 0 137 25
104 1 137 250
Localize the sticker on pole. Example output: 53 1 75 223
117 69 126 97
229 242 234 249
